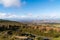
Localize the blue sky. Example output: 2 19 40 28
0 0 60 20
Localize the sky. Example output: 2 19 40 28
0 0 60 20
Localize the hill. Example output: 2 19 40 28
0 19 60 40
0 19 24 26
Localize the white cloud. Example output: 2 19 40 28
0 12 19 18
36 13 60 19
0 0 21 7
27 13 33 17
0 12 30 19
0 12 60 19
0 12 36 19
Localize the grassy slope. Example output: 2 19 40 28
0 19 60 40
53 37 60 40
0 19 25 40
0 19 24 26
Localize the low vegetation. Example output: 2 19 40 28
0 19 60 40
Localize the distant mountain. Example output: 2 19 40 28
31 19 60 24
18 19 60 24
0 19 60 24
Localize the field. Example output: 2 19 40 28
0 20 60 40
53 37 60 40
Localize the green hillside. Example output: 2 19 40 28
0 19 60 40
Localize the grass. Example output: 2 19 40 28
53 37 60 40
1 19 60 40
